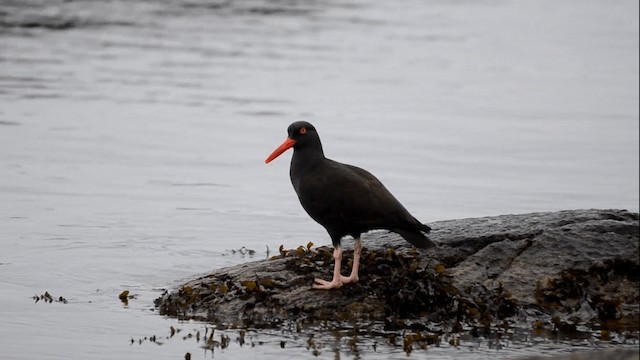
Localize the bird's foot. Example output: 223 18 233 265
339 274 359 284
312 277 344 290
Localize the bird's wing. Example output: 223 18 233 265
340 163 418 227
296 160 419 233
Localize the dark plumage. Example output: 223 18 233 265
265 121 434 289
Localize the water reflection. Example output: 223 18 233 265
129 320 638 359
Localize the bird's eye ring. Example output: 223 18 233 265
299 127 307 135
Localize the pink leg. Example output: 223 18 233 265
340 237 362 284
313 246 344 290
313 238 363 290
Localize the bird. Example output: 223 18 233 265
265 121 435 290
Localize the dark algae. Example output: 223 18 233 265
32 291 67 304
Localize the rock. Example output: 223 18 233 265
154 209 639 332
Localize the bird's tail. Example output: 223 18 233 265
394 226 435 249
418 223 432 234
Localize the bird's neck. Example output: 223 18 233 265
291 144 325 168
290 141 326 180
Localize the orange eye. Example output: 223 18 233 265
299 127 307 135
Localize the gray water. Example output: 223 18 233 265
1 0 638 359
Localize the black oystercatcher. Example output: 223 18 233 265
265 121 435 290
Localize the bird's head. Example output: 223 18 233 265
265 121 320 163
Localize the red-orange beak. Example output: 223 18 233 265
265 138 296 164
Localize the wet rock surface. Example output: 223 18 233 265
155 209 639 335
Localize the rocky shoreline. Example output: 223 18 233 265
155 209 639 337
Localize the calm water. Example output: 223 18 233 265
1 0 638 359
